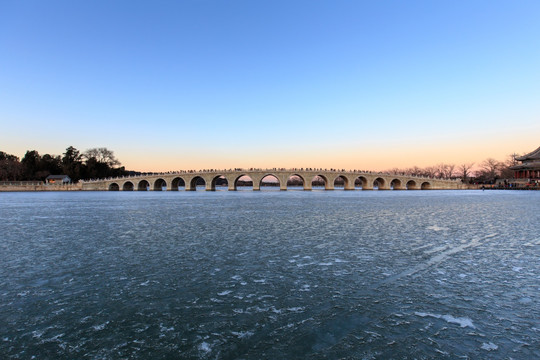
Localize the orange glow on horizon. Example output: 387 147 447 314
120 137 539 173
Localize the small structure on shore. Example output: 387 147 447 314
510 146 540 186
46 175 71 185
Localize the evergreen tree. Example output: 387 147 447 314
21 150 41 180
62 146 83 181
0 151 23 181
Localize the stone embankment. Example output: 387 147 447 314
0 182 82 192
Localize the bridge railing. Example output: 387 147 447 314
0 181 44 186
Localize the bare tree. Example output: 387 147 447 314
500 153 520 179
408 166 422 176
444 164 456 179
423 166 437 178
458 163 475 182
434 163 455 179
507 153 520 167
477 158 502 182
84 147 121 167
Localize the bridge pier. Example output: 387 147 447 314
278 175 288 191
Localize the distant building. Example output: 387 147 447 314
510 146 540 182
46 175 71 184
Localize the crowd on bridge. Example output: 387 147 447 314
80 167 455 183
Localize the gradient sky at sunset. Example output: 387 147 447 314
1 1 539 172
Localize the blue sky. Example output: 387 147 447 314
1 1 539 171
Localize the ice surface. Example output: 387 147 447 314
426 225 449 232
1 190 538 359
92 322 109 331
198 341 212 353
481 342 498 351
231 331 254 339
414 312 475 329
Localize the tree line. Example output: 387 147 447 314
0 146 138 182
384 154 519 184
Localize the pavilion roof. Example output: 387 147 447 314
510 163 540 170
516 146 540 161
46 175 70 180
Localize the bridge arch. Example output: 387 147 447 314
122 181 134 191
311 175 328 190
232 174 253 190
373 177 387 190
153 178 167 191
286 174 305 190
406 180 418 190
189 176 206 191
171 177 186 191
390 179 403 190
260 174 280 190
421 181 432 190
109 183 120 191
210 175 229 191
137 180 150 191
332 175 349 190
355 176 368 190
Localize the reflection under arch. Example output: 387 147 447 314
406 180 418 190
210 175 228 191
311 175 328 190
153 178 167 191
122 181 134 191
259 174 280 190
171 177 186 191
286 174 305 190
373 177 386 190
137 180 150 191
390 179 402 190
421 182 432 190
234 175 253 190
189 176 206 191
355 176 368 190
333 175 349 189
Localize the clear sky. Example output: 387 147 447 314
1 1 539 172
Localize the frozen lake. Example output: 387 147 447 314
0 190 538 358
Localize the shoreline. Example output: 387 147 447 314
0 184 83 192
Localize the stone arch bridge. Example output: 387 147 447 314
81 169 463 191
